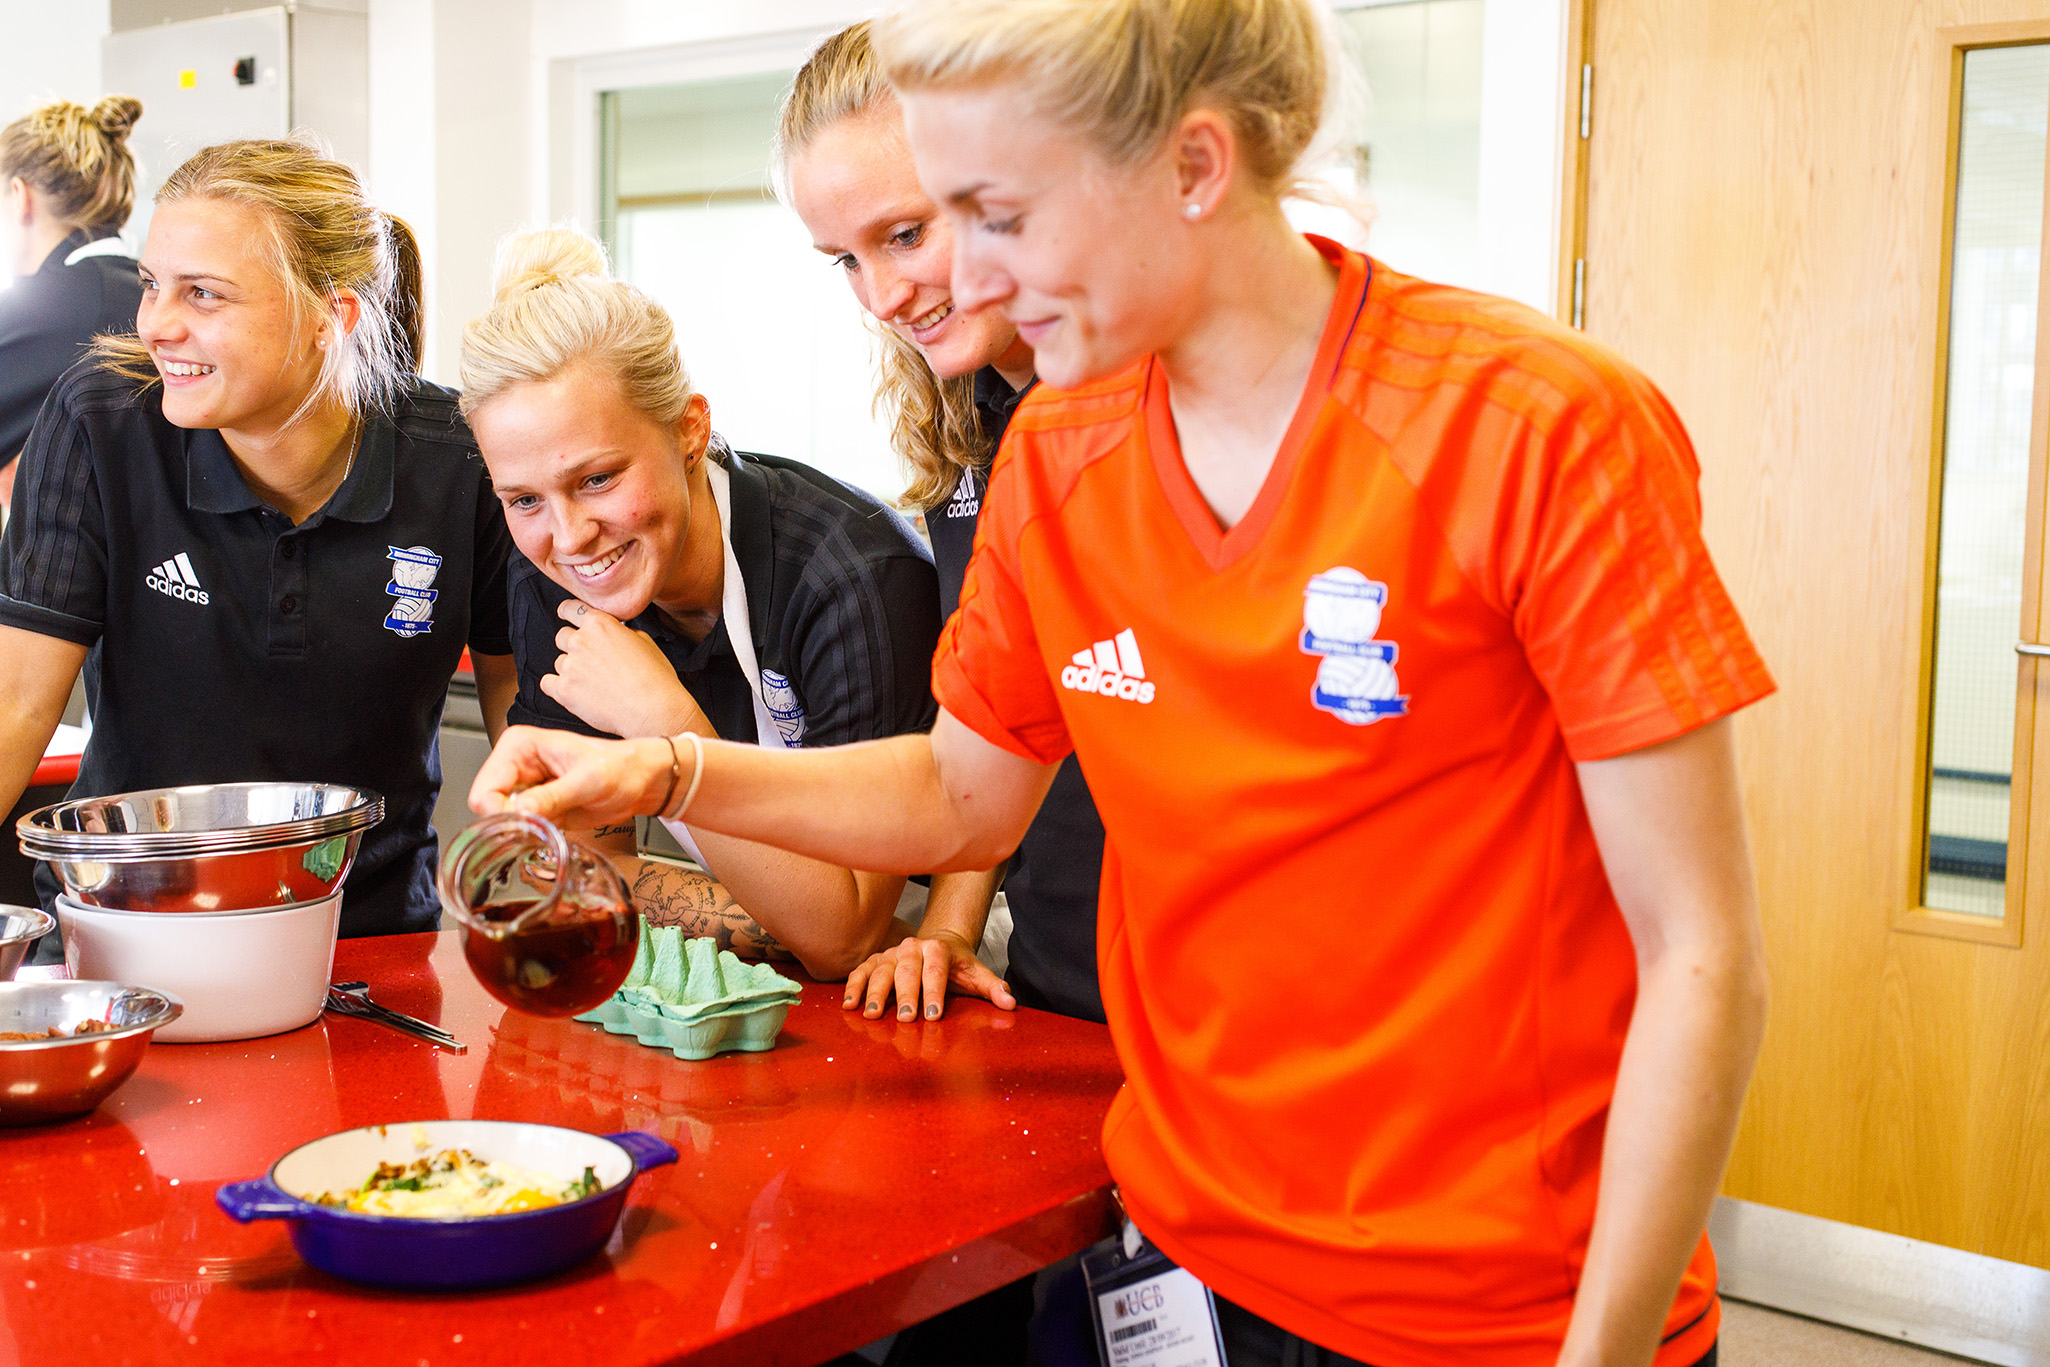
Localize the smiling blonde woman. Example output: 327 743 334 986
0 137 516 941
459 226 944 981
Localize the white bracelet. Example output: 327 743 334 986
666 730 706 821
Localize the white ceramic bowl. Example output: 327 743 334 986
57 893 340 1043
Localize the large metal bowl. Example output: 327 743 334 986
0 907 55 980
18 782 382 914
0 981 183 1126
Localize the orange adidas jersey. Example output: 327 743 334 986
931 240 1774 1367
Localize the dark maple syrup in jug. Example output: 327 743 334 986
462 890 637 1017
439 812 640 1018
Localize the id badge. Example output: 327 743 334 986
1080 1219 1227 1367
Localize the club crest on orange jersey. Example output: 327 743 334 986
1301 567 1408 725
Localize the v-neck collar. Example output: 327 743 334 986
1144 237 1370 571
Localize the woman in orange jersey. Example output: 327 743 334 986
470 2 1771 1364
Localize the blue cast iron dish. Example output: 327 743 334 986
215 1119 677 1288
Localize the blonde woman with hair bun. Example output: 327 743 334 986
0 137 517 943
779 21 1113 1048
0 95 147 506
460 226 944 982
474 3 1769 1363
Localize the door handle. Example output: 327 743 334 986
2018 641 2050 657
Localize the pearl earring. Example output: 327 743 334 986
317 338 327 349
1183 202 1202 220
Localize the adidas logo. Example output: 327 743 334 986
944 468 981 520
1059 628 1155 704
146 552 210 605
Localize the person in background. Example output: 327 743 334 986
0 138 516 940
469 0 1775 1363
0 96 146 514
777 21 1109 1029
458 227 941 983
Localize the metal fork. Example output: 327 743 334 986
324 981 467 1053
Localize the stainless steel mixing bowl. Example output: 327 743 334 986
17 782 382 914
0 981 182 1126
0 907 55 981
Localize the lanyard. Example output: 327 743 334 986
659 458 789 872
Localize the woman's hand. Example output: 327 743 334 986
541 600 708 738
844 930 1016 1021
469 726 674 827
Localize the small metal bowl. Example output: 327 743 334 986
0 981 183 1126
18 782 382 914
0 907 55 981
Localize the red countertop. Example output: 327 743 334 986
0 930 1124 1366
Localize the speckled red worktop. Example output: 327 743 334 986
0 929 1124 1365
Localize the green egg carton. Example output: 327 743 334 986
576 927 802 1060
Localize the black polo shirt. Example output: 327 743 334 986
928 368 1107 1024
509 443 940 753
0 229 143 466
0 365 513 937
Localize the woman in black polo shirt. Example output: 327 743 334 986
0 138 516 939
777 21 1108 1027
0 96 146 511
460 227 939 982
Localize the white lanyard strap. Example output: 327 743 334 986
660 457 787 871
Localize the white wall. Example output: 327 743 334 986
17 0 1570 379
0 0 112 125
367 0 534 386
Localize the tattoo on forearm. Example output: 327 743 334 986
632 861 790 960
591 823 636 840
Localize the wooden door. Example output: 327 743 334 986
1581 0 2050 1265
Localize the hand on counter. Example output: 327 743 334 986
543 600 708 739
844 930 1016 1022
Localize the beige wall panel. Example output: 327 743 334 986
1585 0 2050 1266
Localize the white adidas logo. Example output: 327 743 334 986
146 552 210 605
1059 628 1155 704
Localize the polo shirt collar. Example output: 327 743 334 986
38 229 95 277
185 409 398 523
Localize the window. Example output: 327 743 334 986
1919 43 2050 922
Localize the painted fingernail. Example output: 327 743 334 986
926 1004 940 1019
899 1005 914 1020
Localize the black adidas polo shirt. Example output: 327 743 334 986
928 368 1107 1024
0 365 513 937
0 228 143 467
508 444 940 750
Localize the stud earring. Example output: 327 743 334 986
317 338 327 349
1183 202 1202 220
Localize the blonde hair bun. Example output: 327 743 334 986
492 227 610 304
0 95 145 232
462 225 694 427
90 95 143 142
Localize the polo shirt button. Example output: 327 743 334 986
280 542 298 560
280 596 299 614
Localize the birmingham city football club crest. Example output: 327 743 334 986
384 545 442 637
759 668 807 746
1300 566 1409 725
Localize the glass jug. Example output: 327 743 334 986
436 812 639 1018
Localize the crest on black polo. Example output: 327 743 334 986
384 545 442 637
